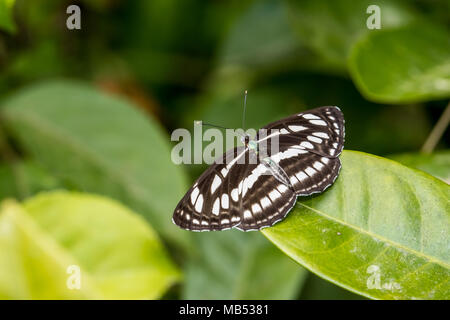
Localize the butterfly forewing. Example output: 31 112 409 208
258 106 344 158
172 147 247 231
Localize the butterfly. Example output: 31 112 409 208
172 106 345 232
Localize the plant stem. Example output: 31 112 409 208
421 101 450 154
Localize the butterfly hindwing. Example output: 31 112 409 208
236 156 297 231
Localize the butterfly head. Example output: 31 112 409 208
240 134 250 146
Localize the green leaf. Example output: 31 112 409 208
286 0 416 70
262 151 450 300
0 191 180 299
349 23 450 103
390 151 450 184
1 80 190 249
0 160 60 201
220 0 301 68
0 0 16 33
300 273 366 300
183 230 307 299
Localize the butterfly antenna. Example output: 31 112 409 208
242 90 248 131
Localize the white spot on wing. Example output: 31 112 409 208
221 167 228 177
305 167 316 176
288 125 307 132
313 161 324 171
300 141 314 149
290 176 299 185
244 210 252 219
221 194 229 209
252 203 262 214
231 188 239 201
303 114 320 120
268 189 281 201
231 216 240 222
191 187 199 205
211 175 221 194
313 132 329 139
310 119 327 126
296 171 308 182
260 196 271 209
195 194 204 212
307 136 322 143
212 197 220 216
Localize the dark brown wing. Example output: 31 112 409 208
256 106 345 196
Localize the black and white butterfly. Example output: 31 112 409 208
172 106 345 232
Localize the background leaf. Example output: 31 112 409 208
390 150 450 184
0 81 190 249
0 0 16 33
219 0 302 69
0 160 60 201
0 191 180 299
183 230 307 299
262 151 450 299
286 0 417 70
349 23 450 103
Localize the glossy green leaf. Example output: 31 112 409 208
184 230 307 299
0 191 180 299
262 151 450 300
349 23 450 103
0 0 16 33
390 150 450 184
286 0 416 70
0 81 190 249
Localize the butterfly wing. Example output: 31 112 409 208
172 147 297 231
234 151 297 231
257 106 345 196
173 106 345 232
172 147 246 231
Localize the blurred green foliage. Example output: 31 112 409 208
0 0 449 299
0 192 180 299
